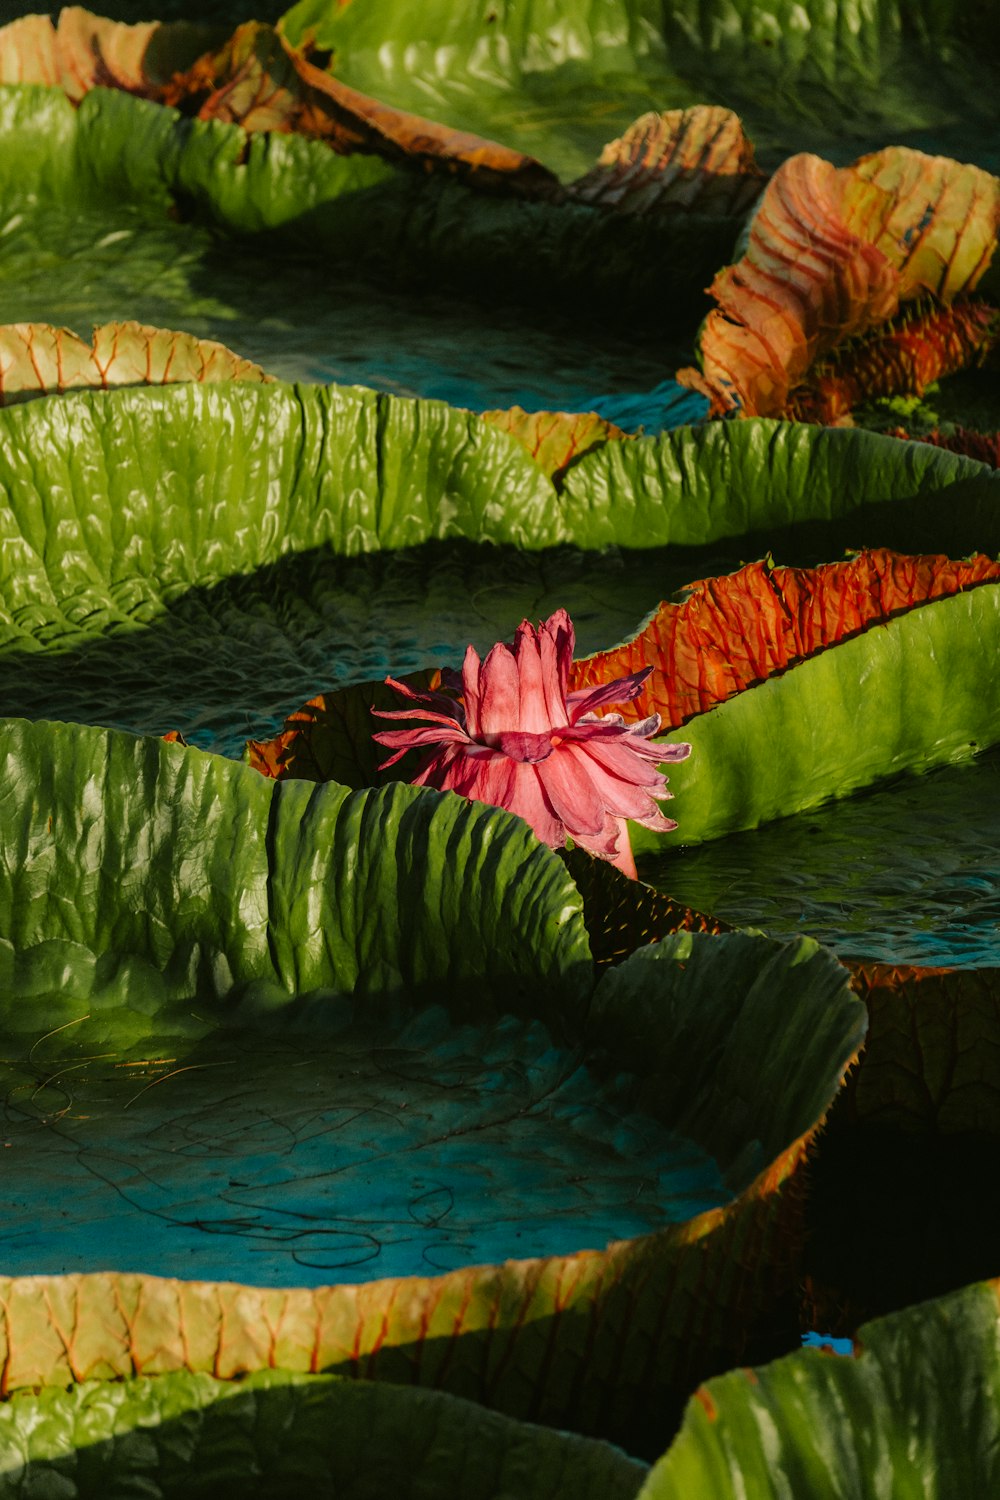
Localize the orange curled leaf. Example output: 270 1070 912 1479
569 549 1000 729
480 407 626 482
0 6 215 100
678 154 898 416
0 15 61 86
163 22 560 197
847 148 1000 303
785 297 999 424
681 147 1000 417
0 322 270 406
567 105 764 217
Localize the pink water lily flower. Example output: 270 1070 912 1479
372 608 691 879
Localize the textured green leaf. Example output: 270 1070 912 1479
634 583 1000 849
641 1279 1000 1498
587 931 866 1188
4 387 995 759
0 717 590 1020
280 0 1000 177
560 417 994 551
0 722 864 1450
0 1368 647 1499
0 83 733 335
0 381 559 614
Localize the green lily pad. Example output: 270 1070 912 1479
634 584 1000 849
1 385 992 760
0 718 865 1450
640 1277 1000 1498
0 81 731 366
0 1368 647 1499
281 0 1000 175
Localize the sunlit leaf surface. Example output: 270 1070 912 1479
0 0 996 1484
0 1370 648 1498
642 1280 1000 1498
0 719 864 1450
0 319 268 403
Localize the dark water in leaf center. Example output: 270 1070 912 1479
0 1004 728 1285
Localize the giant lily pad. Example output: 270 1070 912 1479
280 0 1000 176
0 716 865 1452
0 79 734 347
2 385 995 760
632 578 1000 846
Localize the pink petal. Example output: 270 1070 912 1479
372 706 467 729
561 742 669 820
460 644 484 738
560 714 644 743
512 620 551 734
569 809 623 859
607 822 638 879
431 746 565 848
566 666 654 722
624 715 665 742
374 724 472 769
651 739 693 764
379 675 466 721
488 729 555 763
538 614 573 724
478 642 521 734
506 762 565 847
438 745 515 803
409 745 466 786
572 735 668 790
628 807 680 834
535 746 608 836
542 609 575 695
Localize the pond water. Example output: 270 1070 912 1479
1 1003 729 1285
644 750 1000 969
